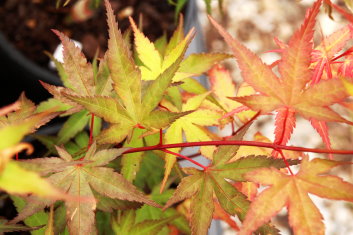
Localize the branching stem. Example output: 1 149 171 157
88 113 95 148
123 140 353 156
276 148 294 176
162 149 207 170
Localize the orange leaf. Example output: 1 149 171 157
240 156 353 235
210 0 353 152
213 200 239 231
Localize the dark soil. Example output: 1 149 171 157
0 0 177 69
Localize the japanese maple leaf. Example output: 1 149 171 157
270 23 353 159
131 14 231 82
272 24 353 83
40 31 112 112
239 156 353 235
208 64 256 123
62 0 193 144
112 209 179 235
12 142 160 234
210 0 353 154
38 29 112 146
162 92 223 190
311 24 353 83
164 127 298 235
235 132 302 162
0 93 70 200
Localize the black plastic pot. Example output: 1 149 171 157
0 32 60 106
0 1 203 107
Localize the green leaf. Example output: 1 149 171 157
106 0 142 118
112 210 136 235
130 215 179 235
141 60 184 115
0 161 66 199
95 54 113 96
164 133 287 234
14 144 159 235
74 131 89 149
112 209 179 235
140 28 195 116
179 78 208 95
0 219 44 233
57 110 90 145
96 211 114 235
36 98 72 113
130 17 162 80
190 173 214 235
166 86 183 111
94 191 141 212
52 30 95 96
141 110 191 130
0 96 59 151
44 205 54 235
168 5 185 43
96 123 134 144
121 128 145 182
11 195 48 235
44 52 69 88
135 151 165 190
154 33 168 57
215 156 299 181
63 95 132 124
53 204 67 235
212 119 253 166
179 53 232 75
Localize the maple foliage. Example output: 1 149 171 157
0 93 71 200
3 0 353 234
60 0 196 146
164 123 299 234
240 156 353 235
209 0 353 155
13 142 159 234
161 91 223 190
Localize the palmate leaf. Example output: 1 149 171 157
135 185 190 234
239 156 353 235
62 0 195 145
131 12 231 82
39 38 113 147
112 209 179 235
106 0 141 118
164 125 297 235
11 195 48 235
165 155 292 235
209 0 353 152
0 161 70 200
38 13 115 146
271 24 353 156
12 143 160 235
162 92 223 190
0 94 68 200
208 64 256 123
0 219 44 234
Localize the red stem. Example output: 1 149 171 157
159 129 163 145
234 111 260 136
162 149 207 170
88 113 95 148
276 149 294 176
181 152 201 160
123 140 353 156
